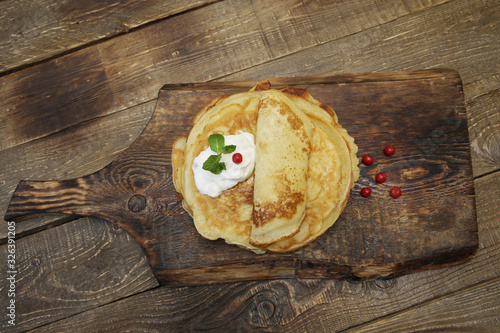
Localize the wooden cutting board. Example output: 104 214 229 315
4 69 478 286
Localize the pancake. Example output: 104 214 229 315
262 87 358 251
173 93 262 252
267 124 352 251
279 87 359 184
250 90 313 246
171 82 359 253
266 126 342 251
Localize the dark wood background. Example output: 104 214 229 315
1 0 499 331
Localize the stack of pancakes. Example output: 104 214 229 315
172 82 359 253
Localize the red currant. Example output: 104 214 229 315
390 187 402 198
232 153 243 164
375 172 387 183
360 187 372 197
362 154 374 165
384 145 395 156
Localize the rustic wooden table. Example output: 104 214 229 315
1 0 499 332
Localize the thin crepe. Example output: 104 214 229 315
250 90 313 246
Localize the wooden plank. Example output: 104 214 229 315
223 0 500 103
0 218 159 332
162 68 466 90
404 0 451 12
0 215 76 244
0 0 444 152
344 278 500 332
29 278 500 332
0 0 217 73
4 70 478 285
22 171 500 332
468 89 500 177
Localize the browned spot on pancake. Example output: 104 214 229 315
258 140 268 152
252 81 272 91
260 96 310 151
223 178 254 206
253 191 304 227
288 113 304 132
262 97 279 109
280 87 309 98
253 174 305 228
198 177 254 232
319 103 336 118
274 99 304 132
241 97 260 134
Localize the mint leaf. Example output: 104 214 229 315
203 134 236 175
212 161 226 174
208 134 225 154
222 145 236 154
202 154 222 173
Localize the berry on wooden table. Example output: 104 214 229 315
362 154 374 165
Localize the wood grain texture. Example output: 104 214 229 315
468 89 500 177
474 171 500 256
0 218 159 333
0 101 155 237
0 0 216 73
0 0 498 331
223 0 500 100
0 0 445 151
344 278 500 332
0 215 76 244
4 70 478 286
20 172 500 332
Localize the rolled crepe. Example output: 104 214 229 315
250 91 313 246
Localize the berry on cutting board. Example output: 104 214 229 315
375 172 387 183
390 187 402 198
384 145 395 156
360 187 372 197
362 154 374 165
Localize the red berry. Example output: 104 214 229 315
390 187 402 198
232 153 243 164
375 172 387 183
362 154 374 165
360 187 372 197
384 145 395 156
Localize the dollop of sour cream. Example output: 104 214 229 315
192 132 255 197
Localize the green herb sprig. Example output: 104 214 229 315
202 134 236 174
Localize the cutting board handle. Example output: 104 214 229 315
3 90 177 274
4 178 97 221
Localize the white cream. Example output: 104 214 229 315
192 132 255 197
